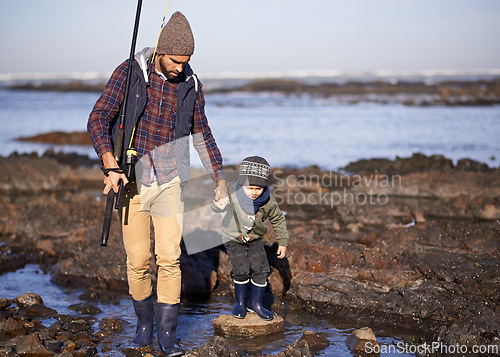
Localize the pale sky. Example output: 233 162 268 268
1 0 500 77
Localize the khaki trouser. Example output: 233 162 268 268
120 176 184 304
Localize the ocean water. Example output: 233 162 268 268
0 89 499 170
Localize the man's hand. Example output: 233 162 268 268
101 152 128 195
213 179 229 210
215 179 228 201
103 171 128 195
277 246 287 259
212 198 228 210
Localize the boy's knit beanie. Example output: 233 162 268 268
157 11 195 56
238 156 271 187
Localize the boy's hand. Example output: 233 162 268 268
277 246 287 259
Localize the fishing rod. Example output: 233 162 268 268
100 0 143 247
151 0 171 64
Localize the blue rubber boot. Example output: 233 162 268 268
131 293 154 346
232 280 248 319
247 281 273 321
154 301 185 357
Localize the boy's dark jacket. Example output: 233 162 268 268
211 184 289 247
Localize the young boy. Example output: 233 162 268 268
212 156 289 321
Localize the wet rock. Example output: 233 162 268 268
61 340 77 353
268 269 285 297
78 288 121 305
345 327 379 354
3 317 26 337
25 303 58 317
0 347 17 357
122 347 156 357
68 303 102 315
15 332 54 356
36 239 56 256
185 336 238 357
48 320 63 335
55 314 75 325
73 346 98 356
70 330 94 343
14 292 43 307
273 339 312 357
62 319 92 334
213 313 284 336
0 298 12 310
78 288 101 301
98 317 124 333
433 314 500 352
55 353 73 357
45 338 62 352
299 330 330 352
28 320 50 335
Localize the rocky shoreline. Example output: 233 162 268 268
7 76 500 106
0 150 499 356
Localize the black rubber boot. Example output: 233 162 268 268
232 280 248 319
131 293 154 346
154 301 185 357
247 282 273 321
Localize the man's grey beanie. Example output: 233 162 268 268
157 11 195 56
238 156 271 188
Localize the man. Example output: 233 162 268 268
87 12 228 356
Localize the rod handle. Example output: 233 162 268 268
114 180 124 210
100 191 115 247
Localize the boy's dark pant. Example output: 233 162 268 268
224 238 270 285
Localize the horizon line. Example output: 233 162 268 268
1 68 500 83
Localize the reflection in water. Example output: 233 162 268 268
0 265 415 356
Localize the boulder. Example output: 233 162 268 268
0 298 11 310
345 327 379 354
299 330 330 352
213 313 284 336
25 303 57 317
3 317 25 337
15 332 54 356
14 292 43 307
185 336 235 357
272 339 312 357
98 317 124 333
68 302 102 315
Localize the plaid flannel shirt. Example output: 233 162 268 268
87 59 225 185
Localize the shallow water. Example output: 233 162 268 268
0 264 416 356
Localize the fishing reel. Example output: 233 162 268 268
123 148 138 179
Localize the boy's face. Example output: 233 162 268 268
242 185 264 200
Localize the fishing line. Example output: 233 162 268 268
151 0 171 64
